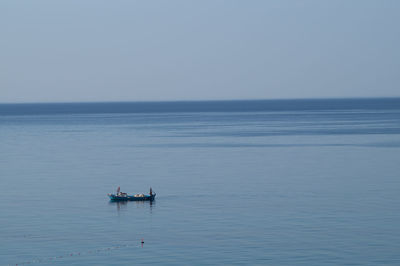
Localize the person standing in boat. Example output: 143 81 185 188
150 187 153 196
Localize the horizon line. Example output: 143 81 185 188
1 96 400 105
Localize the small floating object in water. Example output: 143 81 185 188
141 238 144 244
108 187 156 201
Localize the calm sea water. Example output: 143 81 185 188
1 99 400 265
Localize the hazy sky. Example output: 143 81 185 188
1 0 399 103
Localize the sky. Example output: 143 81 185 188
1 0 399 103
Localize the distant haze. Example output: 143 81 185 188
1 0 399 103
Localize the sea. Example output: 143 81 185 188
1 98 400 265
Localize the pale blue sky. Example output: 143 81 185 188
1 0 399 103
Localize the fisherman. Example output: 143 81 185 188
150 187 153 196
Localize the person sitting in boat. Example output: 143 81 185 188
117 191 127 197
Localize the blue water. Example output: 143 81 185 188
1 99 400 265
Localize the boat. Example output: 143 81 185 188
108 187 156 201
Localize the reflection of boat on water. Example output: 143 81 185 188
110 198 154 213
108 187 156 202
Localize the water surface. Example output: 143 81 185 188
1 99 400 265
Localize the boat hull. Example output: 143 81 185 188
108 193 156 202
